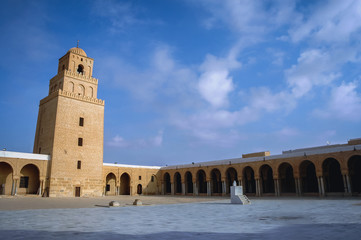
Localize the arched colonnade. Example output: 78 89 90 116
0 161 45 196
104 172 131 196
161 154 361 197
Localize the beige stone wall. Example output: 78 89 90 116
0 157 48 195
102 166 161 196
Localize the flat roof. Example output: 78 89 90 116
0 151 50 161
161 144 361 170
103 163 161 169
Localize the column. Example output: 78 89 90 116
222 181 227 195
207 181 211 196
14 179 18 195
343 174 348 194
255 179 260 197
161 183 164 195
346 174 352 194
193 182 198 196
274 179 279 197
182 183 186 195
297 178 302 196
38 180 43 196
11 179 15 196
171 183 174 195
319 176 325 197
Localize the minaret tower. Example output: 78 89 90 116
33 46 104 197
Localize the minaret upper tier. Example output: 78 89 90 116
47 47 99 99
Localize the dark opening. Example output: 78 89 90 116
75 187 81 197
106 184 110 191
348 155 361 193
175 172 182 194
139 176 141 180
211 169 222 194
79 117 84 126
77 64 84 74
137 184 142 194
260 165 275 193
151 176 154 182
186 172 193 194
78 138 83 146
300 160 318 193
243 167 256 194
164 173 171 194
197 170 207 194
20 176 29 188
77 161 81 169
323 158 344 192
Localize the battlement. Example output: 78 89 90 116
40 89 105 106
50 70 98 85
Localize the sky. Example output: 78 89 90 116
0 0 361 166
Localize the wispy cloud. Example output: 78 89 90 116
108 130 164 148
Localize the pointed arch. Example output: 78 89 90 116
120 172 130 195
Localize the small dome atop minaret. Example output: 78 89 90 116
68 47 87 57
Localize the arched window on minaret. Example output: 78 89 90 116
78 84 85 96
77 64 84 74
88 86 93 97
68 82 74 92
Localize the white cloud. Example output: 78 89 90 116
285 49 342 98
289 0 361 43
108 130 163 148
198 54 240 108
314 82 361 121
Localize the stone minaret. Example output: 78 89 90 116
33 47 104 197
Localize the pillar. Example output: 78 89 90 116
11 179 15 196
274 179 280 196
255 179 261 197
182 183 186 195
161 183 164 195
207 181 211 196
297 178 302 196
346 174 352 194
38 180 43 196
318 176 325 197
14 179 18 195
171 183 174 195
222 181 227 195
343 174 348 194
193 182 198 196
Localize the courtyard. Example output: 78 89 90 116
0 196 360 239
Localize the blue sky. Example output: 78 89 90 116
1 0 361 166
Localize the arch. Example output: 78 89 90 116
197 170 207 194
163 172 171 194
78 84 85 96
19 164 39 195
68 81 74 92
278 162 295 193
226 167 238 194
243 166 256 194
211 168 222 194
348 155 361 193
185 171 193 194
174 172 182 194
137 184 142 194
119 172 130 195
260 164 275 194
105 172 116 196
77 64 84 74
88 86 94 97
299 160 318 193
0 162 13 195
323 158 343 193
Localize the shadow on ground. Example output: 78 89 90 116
2 224 361 240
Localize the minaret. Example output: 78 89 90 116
33 46 104 197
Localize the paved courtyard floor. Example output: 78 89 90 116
0 196 360 239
